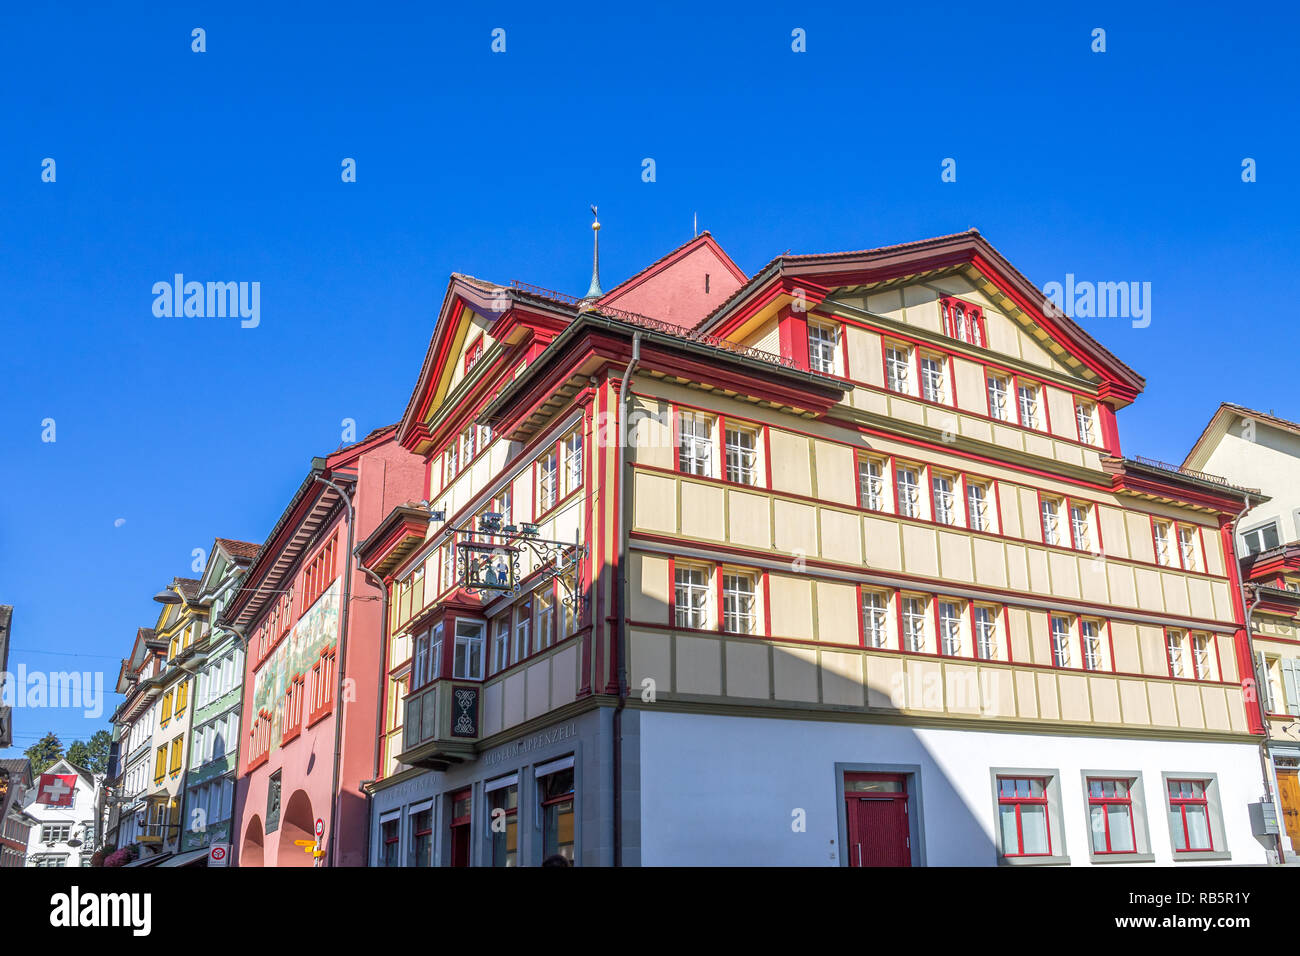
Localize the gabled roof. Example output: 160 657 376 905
597 232 748 329
215 538 260 563
1182 402 1300 472
697 229 1145 403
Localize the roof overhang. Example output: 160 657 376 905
1100 456 1263 516
356 506 432 579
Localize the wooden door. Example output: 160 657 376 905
1277 770 1300 854
846 774 911 867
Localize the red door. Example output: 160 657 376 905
449 788 471 867
846 773 911 867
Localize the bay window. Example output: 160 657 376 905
453 620 484 680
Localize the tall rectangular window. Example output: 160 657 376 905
452 621 483 681
859 457 886 512
380 818 400 867
896 466 920 519
674 566 710 629
1070 502 1094 551
902 596 927 652
1081 619 1105 672
410 809 433 867
1178 526 1202 572
920 355 947 404
987 375 1011 421
678 412 713 477
807 321 839 375
1087 779 1136 854
534 589 555 650
1075 402 1097 445
725 426 758 485
1153 521 1174 567
538 451 558 512
489 784 518 867
1192 633 1214 680
862 591 889 648
1051 616 1072 668
997 777 1051 857
722 572 757 634
885 345 911 394
967 480 990 531
562 429 583 496
429 623 443 682
491 616 510 673
1167 780 1212 852
1018 383 1040 429
974 606 997 660
1166 629 1188 678
932 474 957 526
514 599 532 661
1041 498 1062 546
540 767 576 862
938 601 963 656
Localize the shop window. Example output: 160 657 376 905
488 779 519 867
539 762 576 863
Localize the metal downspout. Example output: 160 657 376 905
613 332 641 867
357 560 390 869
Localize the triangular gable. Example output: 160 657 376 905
599 232 747 330
398 275 578 456
702 230 1145 406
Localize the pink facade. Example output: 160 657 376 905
598 233 746 329
228 429 423 867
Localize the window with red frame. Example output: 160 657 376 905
309 645 337 723
464 335 484 374
1167 779 1213 852
301 534 337 614
282 674 305 744
1087 778 1137 854
940 297 986 348
996 776 1052 857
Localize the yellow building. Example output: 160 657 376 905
362 228 1269 866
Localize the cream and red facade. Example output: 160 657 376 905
225 427 423 867
363 230 1270 866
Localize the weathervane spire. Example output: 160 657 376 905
583 204 603 300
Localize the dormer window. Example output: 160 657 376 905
807 320 841 376
940 297 986 348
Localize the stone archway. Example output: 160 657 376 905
276 790 316 867
241 815 265 867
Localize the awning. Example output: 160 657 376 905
158 847 210 867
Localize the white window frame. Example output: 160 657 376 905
987 374 1012 422
807 321 840 375
859 457 887 512
885 344 912 394
678 411 714 478
1051 616 1073 668
1018 383 1041 430
674 564 711 630
725 425 759 485
721 571 757 635
862 590 889 648
938 601 963 656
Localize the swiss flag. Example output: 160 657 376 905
37 773 77 806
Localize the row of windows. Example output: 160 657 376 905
663 560 1226 682
802 308 1104 448
441 422 495 487
159 679 190 726
997 773 1217 859
378 763 575 867
535 427 583 514
252 532 340 665
187 777 234 828
190 712 238 769
409 571 580 688
195 649 243 709
153 735 184 783
664 402 1215 577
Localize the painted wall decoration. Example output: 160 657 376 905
251 579 341 754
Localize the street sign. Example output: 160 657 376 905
315 817 324 839
208 843 230 867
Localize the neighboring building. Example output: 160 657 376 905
362 227 1270 867
224 427 422 866
1184 403 1300 857
22 759 103 867
0 757 34 867
0 606 13 751
105 627 168 854
177 538 259 860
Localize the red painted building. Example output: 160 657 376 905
224 426 423 866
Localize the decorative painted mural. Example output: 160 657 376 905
251 580 341 753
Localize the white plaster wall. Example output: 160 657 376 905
638 711 1269 866
1201 427 1300 546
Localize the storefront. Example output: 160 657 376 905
367 709 605 866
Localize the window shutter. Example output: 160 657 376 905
1256 652 1275 713
1281 659 1300 718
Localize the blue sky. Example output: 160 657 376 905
1 1 1295 756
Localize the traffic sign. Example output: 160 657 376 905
208 843 230 867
